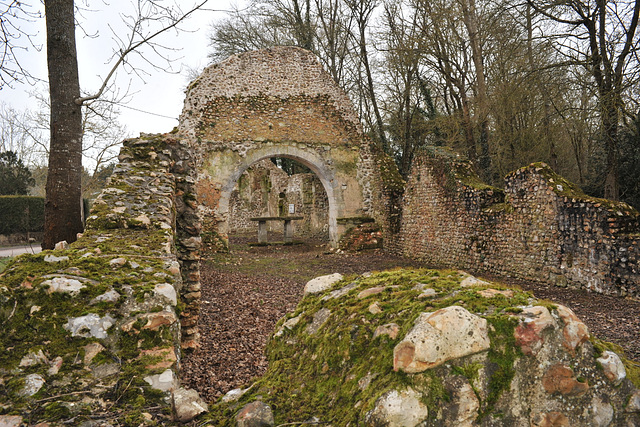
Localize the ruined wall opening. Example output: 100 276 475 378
215 147 338 246
228 157 330 243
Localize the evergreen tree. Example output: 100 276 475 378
0 150 34 195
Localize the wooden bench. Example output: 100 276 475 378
250 216 304 244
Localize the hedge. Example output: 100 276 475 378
0 196 44 235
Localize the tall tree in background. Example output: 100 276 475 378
529 0 640 200
42 0 208 249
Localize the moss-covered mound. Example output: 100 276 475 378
204 269 640 426
0 134 206 425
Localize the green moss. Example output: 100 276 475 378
528 162 639 217
479 315 520 421
0 257 11 273
43 401 72 420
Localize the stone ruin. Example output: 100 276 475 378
180 46 392 248
389 151 640 298
1 47 639 425
227 158 329 241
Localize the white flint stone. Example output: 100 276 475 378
303 273 343 295
48 356 63 375
275 314 302 337
418 289 437 298
627 390 640 412
64 313 115 339
44 254 70 263
0 415 23 426
589 395 614 427
19 349 48 367
109 257 127 267
394 306 490 373
322 281 358 300
597 351 626 385
134 214 151 227
222 388 247 403
172 388 209 422
305 308 331 335
21 374 45 396
43 277 86 295
460 275 491 288
90 290 121 304
144 369 177 392
365 388 428 426
154 283 177 306
54 240 69 251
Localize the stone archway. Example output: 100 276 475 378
217 145 339 244
178 46 380 248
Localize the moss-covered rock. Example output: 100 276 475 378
203 269 640 426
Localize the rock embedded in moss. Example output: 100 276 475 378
364 388 429 426
207 269 640 425
20 373 45 397
597 351 626 385
64 313 115 339
394 306 491 373
303 273 343 295
42 276 86 295
173 388 209 422
236 401 274 427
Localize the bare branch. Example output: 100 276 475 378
75 0 209 105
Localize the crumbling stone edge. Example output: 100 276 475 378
0 133 207 424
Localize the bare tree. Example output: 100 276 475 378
43 0 209 249
528 0 640 200
0 1 41 88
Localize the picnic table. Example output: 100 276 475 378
250 216 304 244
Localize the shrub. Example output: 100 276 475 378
0 196 44 234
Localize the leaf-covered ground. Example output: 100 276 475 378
180 233 640 405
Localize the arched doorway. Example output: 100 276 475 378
214 145 339 245
228 157 330 242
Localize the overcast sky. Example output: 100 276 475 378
0 1 241 137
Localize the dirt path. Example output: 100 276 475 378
180 235 640 404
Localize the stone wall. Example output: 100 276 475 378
229 159 329 240
0 134 207 424
389 152 640 297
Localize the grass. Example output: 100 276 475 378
0 256 11 273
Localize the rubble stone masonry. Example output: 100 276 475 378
389 152 640 297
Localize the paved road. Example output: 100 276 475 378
0 244 42 258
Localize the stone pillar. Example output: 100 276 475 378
258 220 268 244
284 219 293 243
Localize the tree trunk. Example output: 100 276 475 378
602 100 620 200
42 0 84 249
460 0 490 178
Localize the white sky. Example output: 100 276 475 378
0 1 241 137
